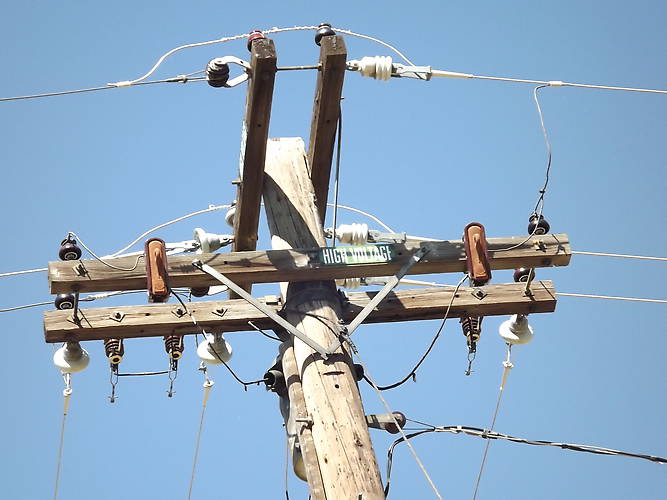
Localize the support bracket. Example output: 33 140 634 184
192 260 330 359
326 245 431 354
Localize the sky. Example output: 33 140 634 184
1 1 666 499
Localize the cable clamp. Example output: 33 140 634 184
108 80 133 88
548 80 564 87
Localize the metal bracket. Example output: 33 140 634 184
171 307 187 319
73 262 88 277
110 311 125 323
471 288 487 300
368 230 407 244
212 307 227 318
326 245 431 354
392 63 433 80
192 260 330 359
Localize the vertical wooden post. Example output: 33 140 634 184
230 37 277 297
263 138 385 499
307 35 347 224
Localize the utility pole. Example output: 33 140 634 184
263 137 385 498
42 28 573 499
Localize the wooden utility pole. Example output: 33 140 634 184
263 137 385 499
41 29 574 499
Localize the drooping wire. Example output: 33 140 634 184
385 424 667 496
532 85 552 215
330 104 343 247
247 321 282 341
110 25 415 88
364 274 468 391
110 204 230 257
0 74 206 103
0 267 47 278
67 232 143 271
472 344 514 500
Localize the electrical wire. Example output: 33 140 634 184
68 232 143 271
532 85 552 215
0 301 51 313
556 292 667 304
0 75 206 103
247 321 282 341
432 71 667 95
571 250 667 261
110 204 230 257
330 104 343 247
365 274 468 391
328 203 396 233
187 372 214 500
53 376 72 500
472 345 514 500
354 349 443 499
0 267 47 278
385 424 667 486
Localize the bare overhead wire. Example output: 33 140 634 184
556 292 667 304
0 74 206 103
330 104 343 246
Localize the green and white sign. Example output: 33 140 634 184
317 244 395 266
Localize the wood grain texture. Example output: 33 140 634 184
44 282 557 342
263 137 384 499
232 38 277 254
48 234 571 293
306 35 347 223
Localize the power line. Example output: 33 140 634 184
0 74 206 103
556 292 667 304
571 250 667 261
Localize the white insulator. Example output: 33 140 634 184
499 315 534 345
336 223 369 245
197 334 233 364
354 56 393 81
336 277 362 290
53 342 90 374
225 206 236 228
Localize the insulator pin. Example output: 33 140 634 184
206 58 231 88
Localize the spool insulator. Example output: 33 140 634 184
164 335 184 360
59 238 82 261
513 268 535 283
206 59 231 88
247 30 265 51
528 213 550 235
190 287 210 297
315 23 336 45
104 338 124 365
55 293 76 310
353 363 364 382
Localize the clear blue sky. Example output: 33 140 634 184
1 2 665 499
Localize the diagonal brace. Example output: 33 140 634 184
326 245 431 354
192 259 330 359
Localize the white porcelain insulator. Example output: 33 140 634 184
53 342 90 374
356 56 393 81
336 277 362 290
197 335 233 364
499 315 534 345
336 223 369 245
